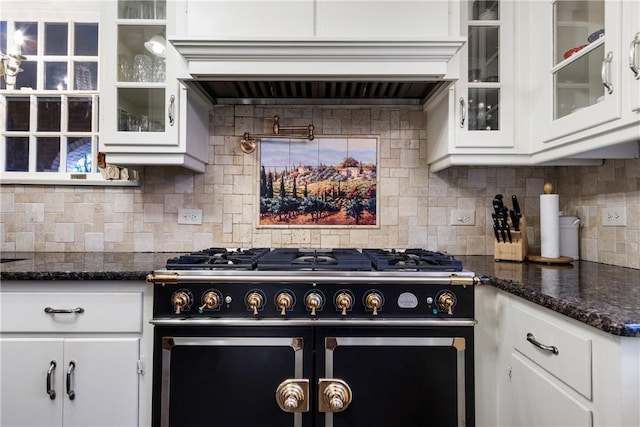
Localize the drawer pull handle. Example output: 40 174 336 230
66 361 76 400
46 360 57 400
44 307 85 314
526 333 559 355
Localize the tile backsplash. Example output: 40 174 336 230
1 104 638 269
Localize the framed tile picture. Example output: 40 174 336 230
259 137 378 227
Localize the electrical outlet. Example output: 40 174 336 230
450 209 476 226
178 209 203 225
602 207 626 226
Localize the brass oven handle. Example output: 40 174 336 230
275 379 309 413
46 361 56 400
526 333 559 355
318 379 352 413
66 361 76 400
44 307 85 314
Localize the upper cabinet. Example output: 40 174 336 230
527 0 640 161
426 0 530 172
99 0 211 173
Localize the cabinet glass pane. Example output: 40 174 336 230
118 88 165 132
470 0 499 21
468 88 499 131
5 137 29 171
6 97 30 131
554 0 604 66
117 25 165 83
36 137 60 172
554 44 605 119
15 61 36 89
468 26 499 82
118 0 166 19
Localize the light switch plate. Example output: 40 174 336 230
602 207 626 226
450 209 475 226
178 209 203 225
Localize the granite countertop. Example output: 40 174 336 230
1 252 639 337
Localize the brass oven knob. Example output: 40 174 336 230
275 379 309 413
318 379 353 413
198 291 221 312
246 292 264 316
365 292 383 316
172 291 191 315
276 291 294 316
438 292 456 315
305 292 324 316
335 292 353 316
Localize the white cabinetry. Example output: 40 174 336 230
426 0 531 172
0 284 148 427
495 291 640 427
99 0 211 173
528 0 640 162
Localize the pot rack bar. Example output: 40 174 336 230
146 271 488 286
240 115 315 153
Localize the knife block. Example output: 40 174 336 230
494 216 528 262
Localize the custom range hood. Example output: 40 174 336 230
169 1 466 104
172 39 464 104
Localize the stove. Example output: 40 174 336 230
148 248 484 427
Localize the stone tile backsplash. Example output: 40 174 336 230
0 104 638 269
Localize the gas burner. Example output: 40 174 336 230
362 249 463 272
257 248 372 271
166 248 270 270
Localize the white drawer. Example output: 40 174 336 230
511 304 592 400
0 292 142 333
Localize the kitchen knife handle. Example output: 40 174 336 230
511 195 521 214
459 97 466 128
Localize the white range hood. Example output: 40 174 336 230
168 0 466 102
171 37 466 81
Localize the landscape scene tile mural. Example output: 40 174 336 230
259 137 378 226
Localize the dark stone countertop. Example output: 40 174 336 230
1 253 639 337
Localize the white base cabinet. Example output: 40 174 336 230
495 291 640 427
0 283 150 427
0 338 139 427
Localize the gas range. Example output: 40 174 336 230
148 248 484 322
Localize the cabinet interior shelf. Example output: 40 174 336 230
551 37 604 73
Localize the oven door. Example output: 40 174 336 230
316 327 474 427
152 326 314 427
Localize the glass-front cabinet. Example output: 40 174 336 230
100 0 210 172
455 0 514 149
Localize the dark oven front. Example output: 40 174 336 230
152 323 474 427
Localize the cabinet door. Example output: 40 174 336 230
509 352 592 427
0 338 64 427
455 0 514 149
100 0 179 148
541 0 623 143
62 338 140 427
627 1 640 113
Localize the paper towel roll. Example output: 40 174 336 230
540 194 560 258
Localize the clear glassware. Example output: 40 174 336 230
118 54 133 82
133 53 152 82
153 56 165 82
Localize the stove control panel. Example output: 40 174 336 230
154 284 473 319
